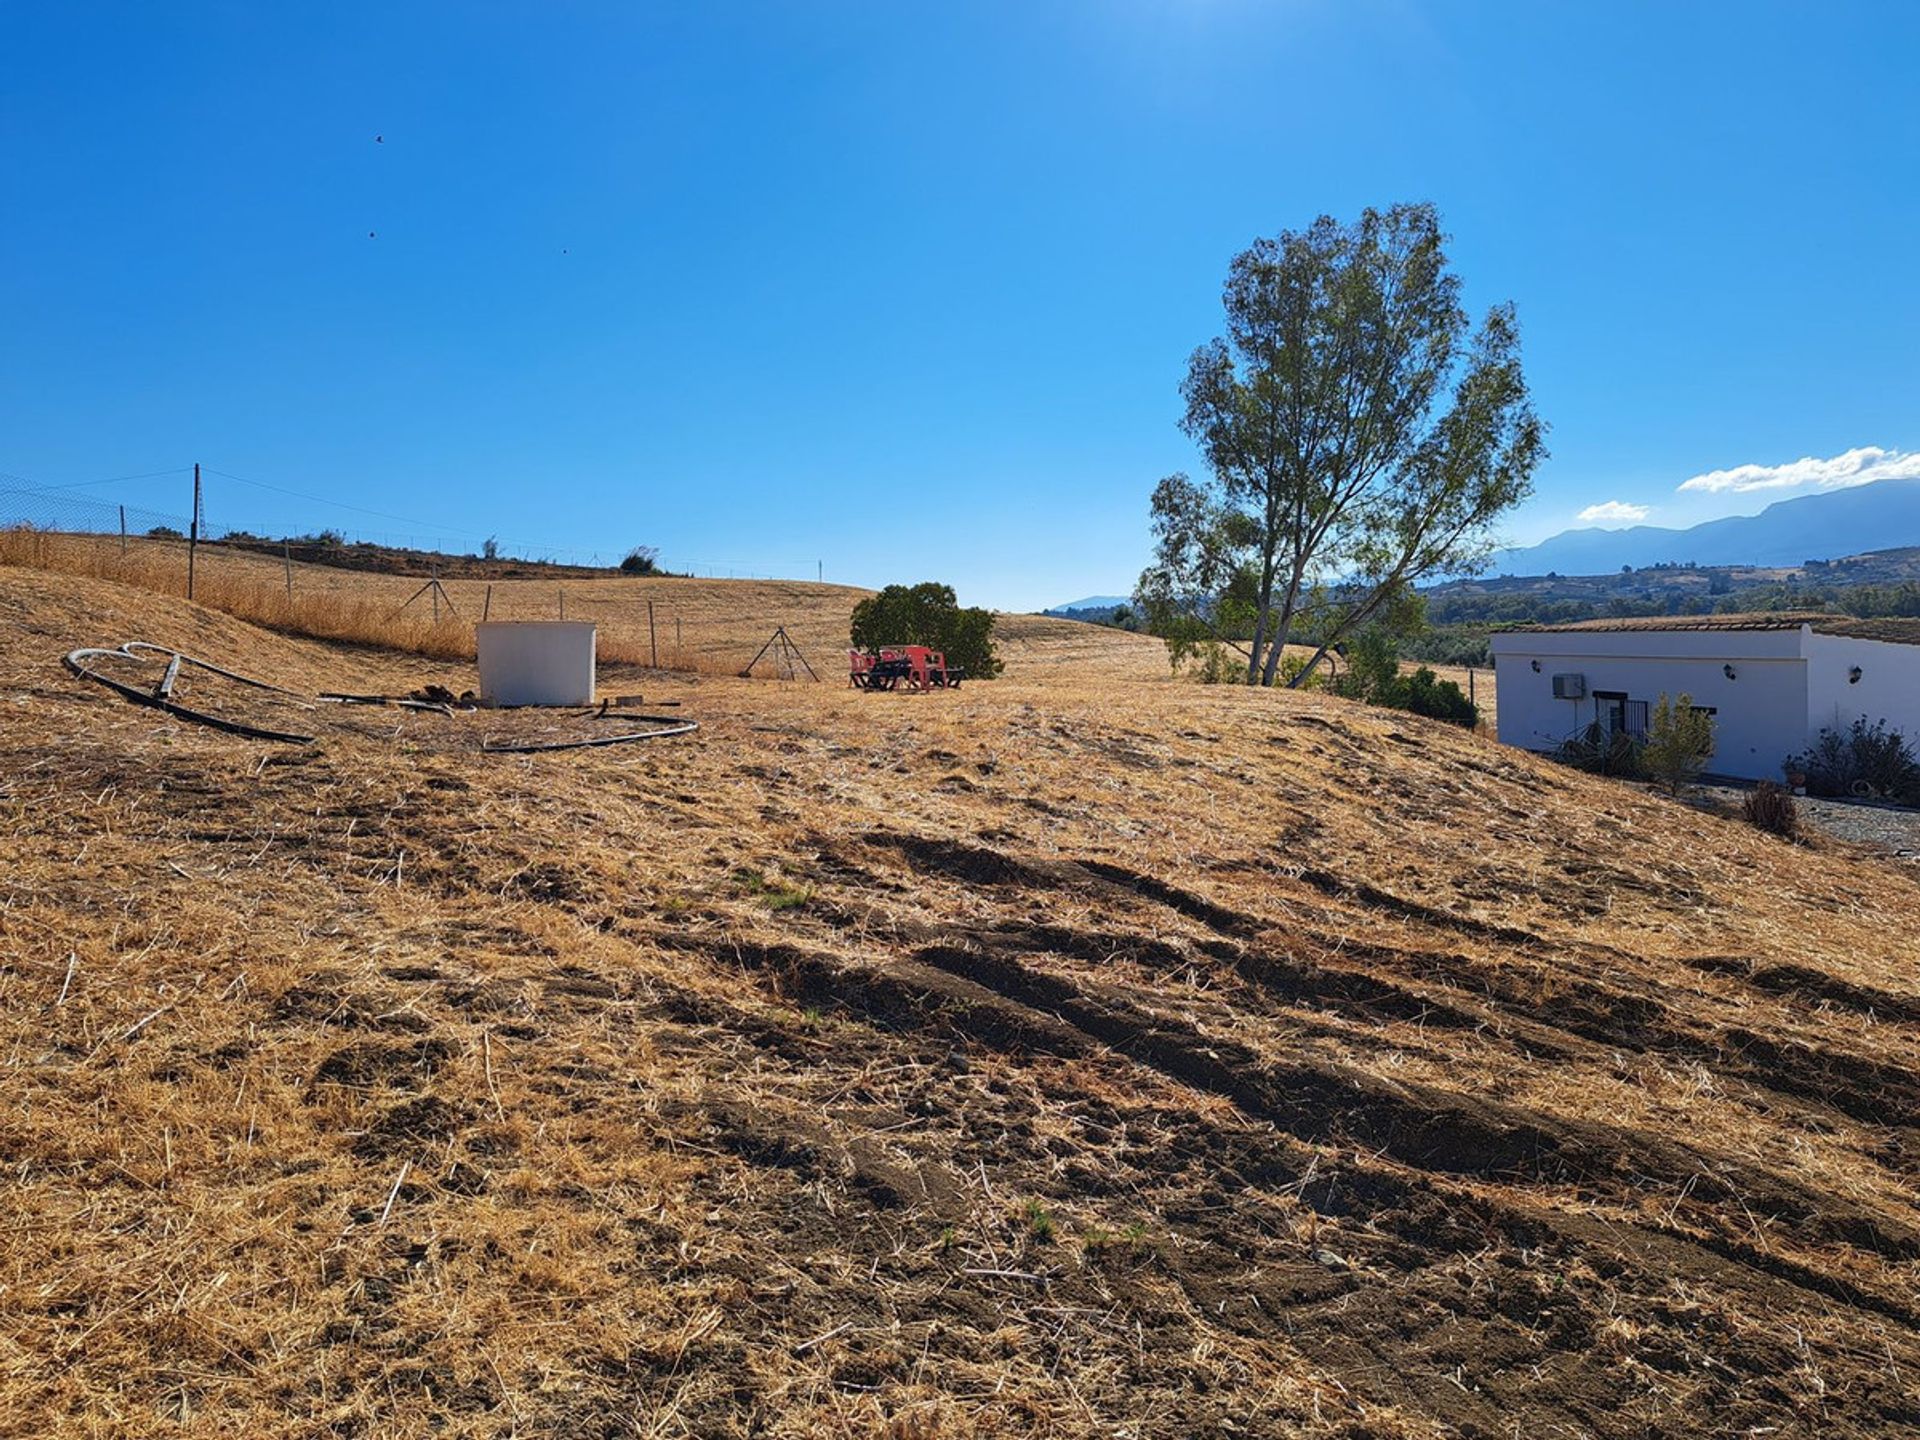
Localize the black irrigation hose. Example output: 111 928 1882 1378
118 641 312 698
481 719 699 753
64 645 317 744
66 643 701 753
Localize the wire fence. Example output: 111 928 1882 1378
0 476 822 582
0 477 849 679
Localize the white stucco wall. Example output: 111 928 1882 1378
475 622 597 706
1804 634 1920 745
1489 628 1810 781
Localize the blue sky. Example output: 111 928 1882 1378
3 2 1916 610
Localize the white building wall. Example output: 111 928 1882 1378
1803 634 1920 746
1490 629 1810 781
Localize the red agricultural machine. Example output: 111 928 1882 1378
848 645 963 692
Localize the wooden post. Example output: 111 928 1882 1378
482 584 492 622
1468 668 1477 707
119 505 127 554
675 616 681 662
187 463 200 599
431 571 440 623
648 600 657 668
283 542 293 597
558 588 565 619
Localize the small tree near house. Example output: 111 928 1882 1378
1642 693 1714 793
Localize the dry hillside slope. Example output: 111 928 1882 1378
0 532 1173 680
1 569 1917 1437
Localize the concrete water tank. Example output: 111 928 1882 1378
475 622 597 706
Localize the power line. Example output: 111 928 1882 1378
202 467 488 539
0 466 194 495
3 462 828 580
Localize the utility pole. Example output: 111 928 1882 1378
187 463 201 599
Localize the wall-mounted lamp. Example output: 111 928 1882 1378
1530 659 1542 673
1849 666 1863 684
1723 664 1738 681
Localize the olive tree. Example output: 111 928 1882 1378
1136 203 1545 685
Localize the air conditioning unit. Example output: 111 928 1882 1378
1552 673 1587 700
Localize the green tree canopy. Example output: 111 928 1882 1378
850 582 1004 679
1137 202 1546 686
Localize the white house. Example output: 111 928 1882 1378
1489 613 1920 781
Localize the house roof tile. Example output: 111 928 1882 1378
1496 612 1920 646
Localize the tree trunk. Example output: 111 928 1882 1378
1260 564 1305 686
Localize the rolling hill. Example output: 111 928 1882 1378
1 562 1918 1436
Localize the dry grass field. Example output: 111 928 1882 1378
0 532 1172 682
2 566 1917 1437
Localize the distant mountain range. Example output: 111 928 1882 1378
1042 595 1131 616
1494 479 1920 575
1045 481 1920 615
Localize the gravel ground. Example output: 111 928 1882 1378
1701 781 1920 861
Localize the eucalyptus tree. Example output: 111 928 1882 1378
1136 203 1545 685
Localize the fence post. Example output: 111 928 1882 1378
119 505 127 555
1469 667 1477 708
187 463 200 599
558 588 564 619
483 584 492 622
284 542 293 597
648 600 657 668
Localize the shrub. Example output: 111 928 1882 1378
1788 718 1920 803
1182 639 1244 684
1642 692 1715 793
1402 666 1478 727
851 582 1004 679
1277 652 1327 689
620 546 661 576
1328 630 1477 727
1742 781 1799 840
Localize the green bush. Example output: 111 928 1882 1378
1328 630 1477 727
1401 667 1478 726
851 582 1003 679
1642 693 1715 793
1788 718 1920 802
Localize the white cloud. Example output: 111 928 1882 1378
1576 500 1651 525
1677 445 1920 495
